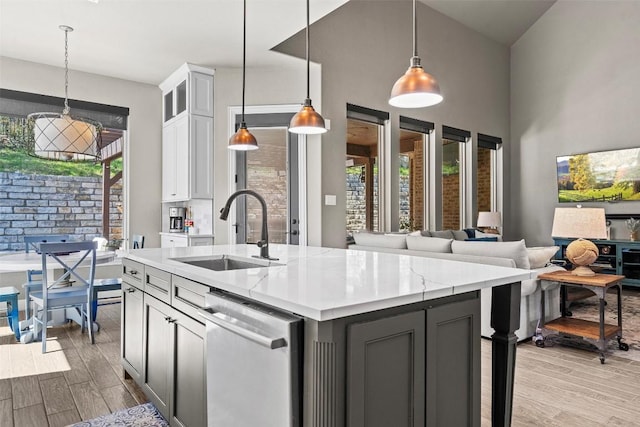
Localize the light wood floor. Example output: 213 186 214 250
2 304 640 426
0 305 146 427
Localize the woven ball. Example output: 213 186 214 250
565 239 599 266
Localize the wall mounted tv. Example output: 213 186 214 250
556 147 640 203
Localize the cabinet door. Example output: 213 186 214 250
347 311 425 427
190 72 214 117
171 309 206 427
174 116 190 201
190 115 214 199
143 294 173 418
426 297 481 427
162 124 178 201
121 279 144 384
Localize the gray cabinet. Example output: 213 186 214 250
142 292 206 427
425 297 481 427
143 294 172 416
121 278 144 384
305 292 481 427
348 311 425 427
171 308 206 427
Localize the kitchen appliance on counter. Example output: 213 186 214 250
169 207 186 233
198 290 302 427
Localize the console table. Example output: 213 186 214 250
553 238 640 288
537 270 629 363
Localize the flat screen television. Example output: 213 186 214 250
556 147 640 203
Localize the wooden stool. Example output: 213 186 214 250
0 286 21 341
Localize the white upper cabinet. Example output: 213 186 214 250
160 63 214 202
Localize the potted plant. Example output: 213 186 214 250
105 238 123 251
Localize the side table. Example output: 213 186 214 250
0 286 21 341
536 271 628 363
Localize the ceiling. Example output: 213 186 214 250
0 0 555 86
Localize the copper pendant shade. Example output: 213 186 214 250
228 0 258 150
289 0 327 135
388 0 443 109
228 123 258 151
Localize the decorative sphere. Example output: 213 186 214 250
566 239 599 266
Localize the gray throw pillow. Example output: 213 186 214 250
451 239 531 269
419 230 432 237
406 236 453 253
452 230 469 241
430 230 455 239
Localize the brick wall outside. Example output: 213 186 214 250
0 172 123 252
477 147 492 212
442 173 460 230
246 143 287 243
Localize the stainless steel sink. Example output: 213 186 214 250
172 255 281 271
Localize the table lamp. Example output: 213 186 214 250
551 207 607 276
477 211 501 234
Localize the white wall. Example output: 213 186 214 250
511 1 640 245
275 0 511 248
0 56 162 247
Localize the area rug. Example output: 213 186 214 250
535 287 640 362
70 402 168 427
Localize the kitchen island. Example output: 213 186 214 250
122 244 531 427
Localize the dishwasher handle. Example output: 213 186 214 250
197 308 288 350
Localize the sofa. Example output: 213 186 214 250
348 230 564 341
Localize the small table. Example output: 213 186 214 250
537 270 629 363
0 286 20 341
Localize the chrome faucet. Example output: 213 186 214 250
219 189 278 260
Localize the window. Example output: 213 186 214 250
398 116 433 232
477 133 502 214
0 89 129 252
441 126 470 230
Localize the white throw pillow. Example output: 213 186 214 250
353 232 407 249
527 246 560 269
406 236 453 253
451 239 531 269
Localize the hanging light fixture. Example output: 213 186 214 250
28 25 101 161
289 0 327 135
229 0 258 150
389 0 443 108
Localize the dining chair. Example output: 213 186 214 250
23 234 69 253
132 234 145 249
29 241 96 353
22 234 70 321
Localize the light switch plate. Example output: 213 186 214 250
325 195 337 206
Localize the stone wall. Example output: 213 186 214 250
0 171 123 252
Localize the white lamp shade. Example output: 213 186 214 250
477 211 501 228
551 208 607 239
33 115 98 161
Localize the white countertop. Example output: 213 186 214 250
124 244 535 321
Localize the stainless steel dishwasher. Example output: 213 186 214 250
197 290 303 427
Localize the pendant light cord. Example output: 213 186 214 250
63 28 70 115
412 0 417 58
241 0 247 122
306 0 310 99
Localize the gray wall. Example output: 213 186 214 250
0 56 162 247
275 0 510 248
511 1 640 245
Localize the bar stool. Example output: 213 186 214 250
0 286 21 341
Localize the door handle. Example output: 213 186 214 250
197 308 287 349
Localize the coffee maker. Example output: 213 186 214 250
169 207 186 233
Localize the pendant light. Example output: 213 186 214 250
229 0 258 150
288 0 327 135
388 0 443 108
28 25 101 161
